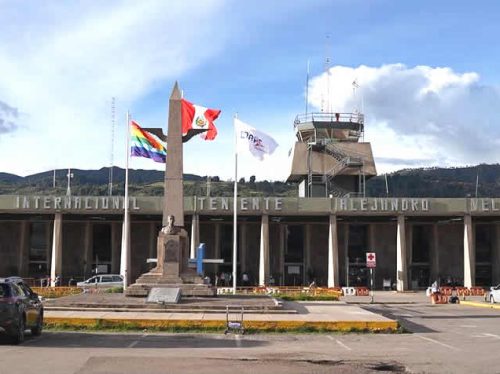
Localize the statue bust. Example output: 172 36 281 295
162 214 180 235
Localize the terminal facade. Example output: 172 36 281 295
1 111 499 290
1 195 500 290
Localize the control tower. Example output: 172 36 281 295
287 111 377 197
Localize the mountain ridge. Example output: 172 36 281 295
1 164 499 197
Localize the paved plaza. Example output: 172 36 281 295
1 292 499 373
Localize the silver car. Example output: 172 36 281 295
489 284 500 303
77 274 123 288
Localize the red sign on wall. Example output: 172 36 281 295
366 252 376 268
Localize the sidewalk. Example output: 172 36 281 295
44 301 398 332
343 291 429 304
343 291 488 304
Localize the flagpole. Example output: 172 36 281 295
475 168 479 198
120 111 131 289
232 114 238 295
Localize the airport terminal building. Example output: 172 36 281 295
1 113 499 290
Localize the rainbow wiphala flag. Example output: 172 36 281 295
130 120 166 163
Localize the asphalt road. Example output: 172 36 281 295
1 303 499 374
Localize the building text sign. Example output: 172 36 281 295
334 198 430 212
15 196 140 210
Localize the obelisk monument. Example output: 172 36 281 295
163 82 184 228
126 83 214 297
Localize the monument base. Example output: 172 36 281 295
125 269 215 297
125 230 216 297
125 282 215 297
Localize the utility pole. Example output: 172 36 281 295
109 97 115 196
66 168 74 196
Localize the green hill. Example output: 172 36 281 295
1 164 499 197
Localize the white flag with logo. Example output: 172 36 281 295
234 118 279 160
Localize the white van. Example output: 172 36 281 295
77 274 123 288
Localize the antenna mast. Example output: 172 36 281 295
305 59 310 115
321 34 332 113
109 97 115 196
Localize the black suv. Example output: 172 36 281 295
0 277 44 344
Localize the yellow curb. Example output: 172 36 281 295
460 301 500 310
44 317 398 332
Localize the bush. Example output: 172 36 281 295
105 286 124 293
32 287 83 298
277 294 339 301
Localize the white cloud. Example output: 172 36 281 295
308 64 500 173
0 0 227 175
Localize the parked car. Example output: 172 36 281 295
489 284 500 303
0 277 44 344
76 274 124 288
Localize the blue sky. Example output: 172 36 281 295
1 0 499 181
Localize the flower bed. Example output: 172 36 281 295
32 286 84 298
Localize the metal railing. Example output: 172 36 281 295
294 112 364 128
216 286 342 297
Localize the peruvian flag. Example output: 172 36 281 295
181 99 221 142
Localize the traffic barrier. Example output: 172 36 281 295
455 287 470 297
310 287 343 297
440 287 453 296
356 287 370 296
217 287 233 295
470 287 485 296
342 287 357 296
430 292 448 304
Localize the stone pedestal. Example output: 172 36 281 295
125 230 215 297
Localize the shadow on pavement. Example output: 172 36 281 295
281 301 309 314
361 305 437 333
1 331 269 349
421 314 500 319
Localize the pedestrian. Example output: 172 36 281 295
431 280 439 294
220 272 226 286
242 272 249 287
269 275 275 286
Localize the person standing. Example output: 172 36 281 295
242 272 249 287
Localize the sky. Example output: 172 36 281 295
1 0 500 181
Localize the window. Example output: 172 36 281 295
29 222 47 262
101 276 113 283
412 225 430 263
220 224 234 262
19 284 34 297
476 225 492 263
112 276 122 282
0 284 10 297
93 224 112 263
11 284 23 297
348 225 368 263
285 225 304 263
